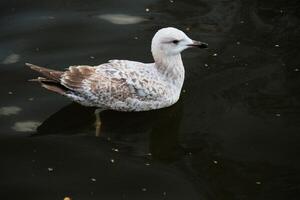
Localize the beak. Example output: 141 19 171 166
188 40 208 49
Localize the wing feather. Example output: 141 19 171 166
61 61 166 105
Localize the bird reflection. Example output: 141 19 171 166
35 99 184 162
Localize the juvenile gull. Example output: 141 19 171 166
27 27 208 112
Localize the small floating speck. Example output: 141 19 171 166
169 0 174 3
245 82 249 86
134 36 139 40
274 44 280 47
182 89 186 93
28 97 34 101
146 152 152 156
8 91 13 95
141 188 147 192
185 27 190 31
2 53 20 64
64 197 71 200
107 137 111 141
112 148 119 152
145 162 150 166
213 160 218 164
110 159 115 163
275 113 281 117
236 41 240 45
256 181 261 185
12 121 41 132
48 167 54 172
280 10 284 13
232 55 236 58
90 56 95 59
213 53 218 57
294 68 299 72
204 63 209 67
35 48 40 52
98 14 147 25
240 20 245 24
188 152 192 156
91 178 96 182
0 106 21 116
163 192 167 196
145 8 150 12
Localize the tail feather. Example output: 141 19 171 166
27 63 68 95
26 63 63 82
41 83 67 95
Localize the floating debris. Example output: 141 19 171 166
163 191 167 196
90 56 95 59
204 63 209 67
141 188 147 192
64 197 71 200
0 106 21 116
112 148 119 152
110 159 115 163
185 27 190 31
98 14 147 25
232 55 236 58
48 167 54 172
188 152 193 156
213 160 218 164
28 97 34 101
91 178 96 182
236 41 241 45
146 152 152 156
182 89 186 93
145 8 150 12
169 0 174 3
107 137 111 141
274 44 280 47
213 53 218 57
294 68 299 72
8 91 13 95
256 181 261 185
12 121 41 132
145 162 150 166
134 36 139 40
35 48 40 52
240 20 245 24
275 113 281 117
2 53 20 64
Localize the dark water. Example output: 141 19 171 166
1 0 300 199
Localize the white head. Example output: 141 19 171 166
151 27 208 60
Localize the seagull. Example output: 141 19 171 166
27 27 208 112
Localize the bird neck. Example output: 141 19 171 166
153 53 185 86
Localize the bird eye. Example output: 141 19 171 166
172 40 179 44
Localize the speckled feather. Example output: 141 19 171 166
61 60 176 111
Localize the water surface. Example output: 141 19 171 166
0 0 300 199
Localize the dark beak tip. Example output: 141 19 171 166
190 41 208 48
198 42 208 49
